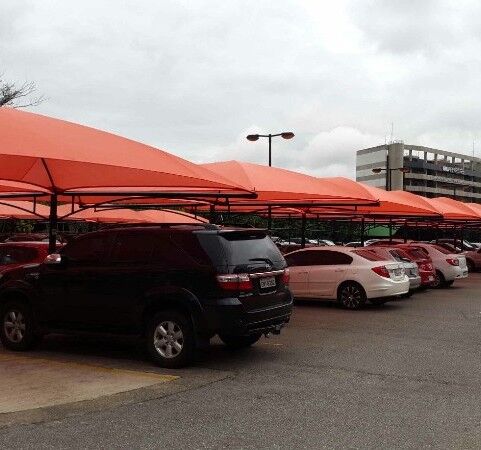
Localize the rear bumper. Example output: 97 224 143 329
366 278 410 299
419 271 435 286
408 275 422 290
441 265 468 281
201 290 293 337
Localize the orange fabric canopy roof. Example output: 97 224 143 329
0 108 251 198
201 161 378 205
57 205 206 224
0 200 50 220
421 197 481 221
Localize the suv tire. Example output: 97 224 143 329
337 282 366 310
219 333 262 349
146 310 195 368
0 301 41 351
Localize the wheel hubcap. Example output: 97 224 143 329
153 321 184 359
4 310 26 343
341 286 361 309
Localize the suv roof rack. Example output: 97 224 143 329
102 223 222 231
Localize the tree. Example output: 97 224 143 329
0 75 44 108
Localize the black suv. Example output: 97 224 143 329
0 225 292 367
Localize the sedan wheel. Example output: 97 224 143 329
338 283 366 310
432 271 444 289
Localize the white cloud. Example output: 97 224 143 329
1 0 481 181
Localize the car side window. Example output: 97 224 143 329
110 233 154 262
325 252 352 265
61 235 109 263
285 251 311 267
286 250 352 266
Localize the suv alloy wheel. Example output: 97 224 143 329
0 301 41 351
146 310 195 368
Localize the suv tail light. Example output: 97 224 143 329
446 258 459 266
216 274 253 292
282 268 290 285
371 265 390 278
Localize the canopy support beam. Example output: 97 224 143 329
48 194 58 254
301 212 307 249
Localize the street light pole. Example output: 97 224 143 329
268 134 272 167
246 131 294 168
372 167 409 191
246 131 295 232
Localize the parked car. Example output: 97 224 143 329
0 225 293 368
367 246 421 292
432 240 481 272
4 233 66 244
0 242 55 281
402 243 468 288
284 246 409 309
394 245 436 287
344 241 363 247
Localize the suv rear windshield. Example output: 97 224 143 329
197 230 285 271
352 249 386 261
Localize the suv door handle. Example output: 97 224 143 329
334 269 344 272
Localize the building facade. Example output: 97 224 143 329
356 142 481 203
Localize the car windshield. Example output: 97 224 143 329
352 249 386 261
0 246 38 265
405 248 428 260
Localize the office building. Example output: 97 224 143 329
356 142 481 202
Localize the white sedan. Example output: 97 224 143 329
285 246 410 309
403 243 468 288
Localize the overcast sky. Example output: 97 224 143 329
2 0 481 179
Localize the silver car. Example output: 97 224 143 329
368 247 421 291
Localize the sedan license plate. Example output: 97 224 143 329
260 276 276 289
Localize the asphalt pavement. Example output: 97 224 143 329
1 275 480 449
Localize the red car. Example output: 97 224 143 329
395 244 436 287
0 242 54 280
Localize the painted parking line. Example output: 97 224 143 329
0 352 178 414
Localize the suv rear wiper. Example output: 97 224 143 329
249 258 274 265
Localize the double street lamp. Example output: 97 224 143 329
372 167 409 190
246 131 295 231
246 132 295 167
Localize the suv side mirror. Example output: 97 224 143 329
44 253 63 265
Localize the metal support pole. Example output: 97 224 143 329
389 218 393 243
48 194 58 254
267 205 272 230
301 212 307 249
209 204 215 224
403 219 408 243
268 134 272 167
360 217 365 246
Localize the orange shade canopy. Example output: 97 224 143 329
0 200 50 220
201 161 378 206
57 205 206 224
421 197 480 221
0 108 251 198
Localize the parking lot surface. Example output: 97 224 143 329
1 275 481 449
